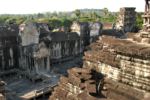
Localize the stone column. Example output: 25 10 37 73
2 53 4 70
35 60 39 73
144 18 146 24
41 58 45 71
148 18 150 24
47 56 50 71
9 48 13 66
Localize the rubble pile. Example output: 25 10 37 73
49 67 107 100
50 36 150 100
83 36 150 100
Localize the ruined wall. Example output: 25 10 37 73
89 22 103 43
0 25 19 72
19 22 51 75
18 22 83 75
19 43 51 76
71 21 103 48
19 22 39 46
115 7 136 32
50 32 82 63
83 36 150 100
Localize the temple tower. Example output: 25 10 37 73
141 1 150 37
115 7 136 32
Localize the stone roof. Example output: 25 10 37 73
50 32 80 42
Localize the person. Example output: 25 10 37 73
145 0 150 12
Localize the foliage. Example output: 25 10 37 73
0 8 118 29
74 9 81 19
48 19 62 29
136 12 143 29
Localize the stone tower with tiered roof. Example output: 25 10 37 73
116 7 136 32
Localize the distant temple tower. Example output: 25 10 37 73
115 7 136 33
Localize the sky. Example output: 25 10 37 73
0 0 145 14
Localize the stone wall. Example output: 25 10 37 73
0 25 19 72
83 36 150 100
115 7 136 32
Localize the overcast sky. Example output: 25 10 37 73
0 0 145 14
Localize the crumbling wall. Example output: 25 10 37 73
19 22 50 76
0 25 19 72
19 22 39 46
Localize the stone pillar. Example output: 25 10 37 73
35 60 39 73
2 54 4 70
9 48 13 66
144 18 146 24
41 58 45 71
27 56 30 73
47 56 50 71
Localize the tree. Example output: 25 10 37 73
5 18 16 24
136 12 143 30
103 8 109 16
61 18 72 27
48 19 62 29
74 9 81 19
91 12 99 21
14 17 26 24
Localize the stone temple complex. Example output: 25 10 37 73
1 1 150 100
49 2 150 100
